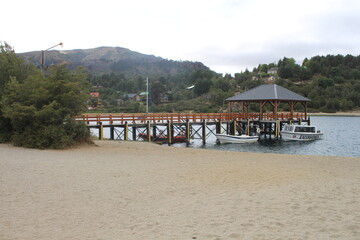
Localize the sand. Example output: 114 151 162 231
1 140 360 240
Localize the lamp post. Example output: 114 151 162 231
146 77 149 115
41 42 63 72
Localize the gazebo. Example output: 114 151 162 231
226 84 310 120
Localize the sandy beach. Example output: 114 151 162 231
1 140 360 240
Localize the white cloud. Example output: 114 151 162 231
2 0 360 74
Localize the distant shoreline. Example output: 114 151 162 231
308 111 360 117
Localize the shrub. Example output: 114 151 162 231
1 65 91 149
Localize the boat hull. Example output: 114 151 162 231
215 134 258 144
281 132 323 141
138 133 186 143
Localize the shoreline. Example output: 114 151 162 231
1 141 359 239
308 111 360 117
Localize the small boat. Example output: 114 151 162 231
281 124 323 141
215 134 258 144
138 133 187 143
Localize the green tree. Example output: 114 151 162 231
213 77 234 92
316 76 335 88
151 81 166 105
0 42 38 142
278 57 300 79
1 65 91 149
194 78 212 96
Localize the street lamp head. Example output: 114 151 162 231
59 42 63 47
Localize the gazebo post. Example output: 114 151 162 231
273 101 280 120
289 101 294 119
302 102 308 119
259 101 266 120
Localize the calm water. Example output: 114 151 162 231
92 116 360 157
176 116 360 158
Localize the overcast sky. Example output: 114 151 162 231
2 0 360 74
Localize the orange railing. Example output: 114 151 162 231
77 112 306 125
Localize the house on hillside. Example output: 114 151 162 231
90 92 100 98
125 93 141 101
139 92 148 101
88 92 102 109
267 67 278 75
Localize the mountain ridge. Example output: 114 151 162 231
19 46 211 77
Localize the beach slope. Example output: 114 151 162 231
1 141 359 239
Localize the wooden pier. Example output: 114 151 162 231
77 84 313 145
77 112 309 145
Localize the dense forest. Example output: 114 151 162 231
89 54 360 113
12 45 360 113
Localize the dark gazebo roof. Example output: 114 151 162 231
226 84 309 102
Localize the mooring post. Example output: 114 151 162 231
110 126 114 140
202 120 206 144
308 117 311 126
146 121 151 142
124 122 129 141
167 121 172 146
99 122 103 140
186 119 190 146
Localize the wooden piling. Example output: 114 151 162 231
132 125 137 141
216 121 221 134
99 122 104 140
146 121 151 142
167 121 172 146
233 120 237 136
202 120 206 144
247 119 250 136
124 122 129 140
186 119 190 146
152 125 157 142
275 120 280 139
110 126 114 140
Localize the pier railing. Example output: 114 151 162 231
77 112 306 125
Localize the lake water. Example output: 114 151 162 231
175 116 360 158
92 116 360 158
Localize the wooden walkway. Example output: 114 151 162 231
77 112 307 125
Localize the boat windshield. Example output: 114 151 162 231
284 126 294 131
294 126 315 133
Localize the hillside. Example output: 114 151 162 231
19 46 211 77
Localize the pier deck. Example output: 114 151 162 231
77 112 309 144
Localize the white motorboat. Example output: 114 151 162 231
215 134 259 144
281 124 323 141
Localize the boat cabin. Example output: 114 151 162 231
283 125 317 133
